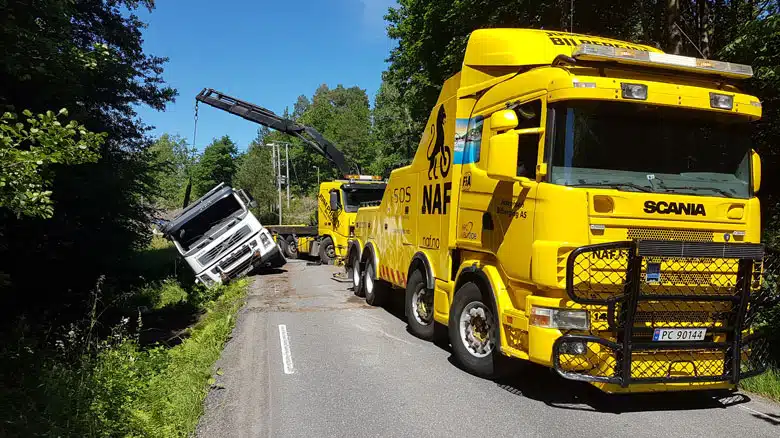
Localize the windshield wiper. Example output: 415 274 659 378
660 186 735 198
568 182 653 192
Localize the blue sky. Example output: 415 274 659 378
134 0 396 151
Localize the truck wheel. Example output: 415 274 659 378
269 250 286 269
448 281 502 378
278 237 289 257
405 270 435 340
319 236 335 265
363 259 388 306
350 251 364 297
285 236 298 259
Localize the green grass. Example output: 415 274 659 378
128 279 248 436
1 242 249 437
741 367 780 402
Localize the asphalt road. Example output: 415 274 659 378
196 260 780 438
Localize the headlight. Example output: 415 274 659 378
259 233 270 248
530 306 589 330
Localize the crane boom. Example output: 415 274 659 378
195 88 357 175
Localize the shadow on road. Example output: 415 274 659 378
491 360 753 413
348 283 759 415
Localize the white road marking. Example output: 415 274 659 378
738 404 776 421
278 324 295 374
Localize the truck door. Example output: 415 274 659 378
492 99 545 284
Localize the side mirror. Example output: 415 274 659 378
490 109 519 131
486 128 542 187
329 190 340 211
752 149 761 193
249 200 258 209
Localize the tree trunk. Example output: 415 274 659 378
698 0 712 58
667 0 684 54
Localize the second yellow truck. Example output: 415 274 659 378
348 28 775 393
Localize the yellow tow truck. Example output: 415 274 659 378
347 28 775 393
195 88 386 265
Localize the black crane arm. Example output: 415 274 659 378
195 88 357 175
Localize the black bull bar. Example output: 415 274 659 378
552 240 778 387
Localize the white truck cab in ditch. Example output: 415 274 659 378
162 183 285 287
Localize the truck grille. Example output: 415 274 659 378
198 225 251 266
627 228 713 242
554 240 775 387
218 244 252 270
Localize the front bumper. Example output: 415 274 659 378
551 240 776 388
198 239 285 286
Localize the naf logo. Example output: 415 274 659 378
644 201 706 216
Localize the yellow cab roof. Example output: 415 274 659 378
460 29 663 92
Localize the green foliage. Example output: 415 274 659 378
192 135 239 198
0 0 176 321
149 134 197 210
741 367 780 401
1 242 248 437
290 84 375 191
0 108 104 218
369 80 417 177
236 130 278 222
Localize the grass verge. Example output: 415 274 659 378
129 278 248 436
1 237 249 437
741 367 780 402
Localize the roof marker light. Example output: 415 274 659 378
572 44 753 79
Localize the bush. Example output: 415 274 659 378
1 274 247 437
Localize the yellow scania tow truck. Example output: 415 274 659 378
196 89 386 266
347 28 776 393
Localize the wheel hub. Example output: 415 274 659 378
412 287 433 325
459 302 494 358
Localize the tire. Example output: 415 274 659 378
269 250 286 269
448 281 503 378
285 236 299 259
405 269 435 340
363 259 389 306
277 237 289 257
319 236 335 265
350 251 364 297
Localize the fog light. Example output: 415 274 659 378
621 83 647 100
530 306 589 330
249 240 257 248
710 92 734 110
561 341 587 355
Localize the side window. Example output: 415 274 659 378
514 100 542 177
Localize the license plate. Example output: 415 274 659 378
653 328 707 342
646 262 661 283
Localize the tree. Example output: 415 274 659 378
0 109 103 218
192 135 239 197
148 133 196 210
0 0 175 318
236 129 278 223
369 79 417 177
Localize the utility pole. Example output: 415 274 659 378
269 143 282 225
276 143 282 224
285 143 290 208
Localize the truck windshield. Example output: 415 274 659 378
549 101 752 199
174 195 245 251
342 187 385 212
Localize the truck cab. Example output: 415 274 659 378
348 28 773 393
162 183 284 287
